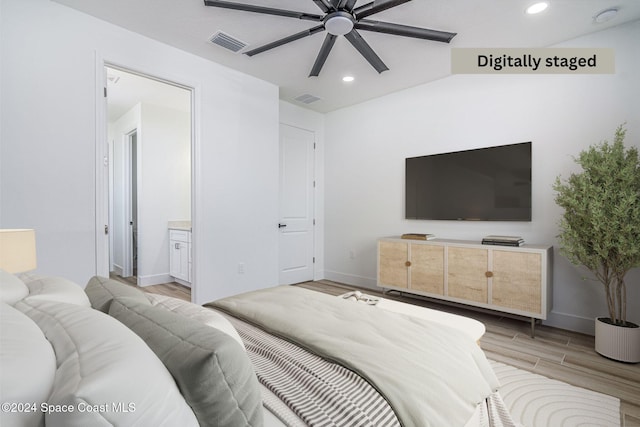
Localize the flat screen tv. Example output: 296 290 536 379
405 142 532 221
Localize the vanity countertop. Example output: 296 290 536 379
168 220 191 231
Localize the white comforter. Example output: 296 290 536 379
210 286 501 427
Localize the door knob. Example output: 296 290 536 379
278 223 287 228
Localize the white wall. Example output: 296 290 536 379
323 21 640 334
0 0 279 304
139 103 190 285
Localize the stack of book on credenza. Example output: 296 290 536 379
401 233 436 240
481 235 525 246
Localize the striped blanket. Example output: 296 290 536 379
228 315 400 427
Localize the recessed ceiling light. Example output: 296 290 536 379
526 2 548 14
342 76 355 82
594 8 619 24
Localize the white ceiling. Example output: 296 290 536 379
56 0 640 113
106 67 191 123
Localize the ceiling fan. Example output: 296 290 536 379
203 0 457 77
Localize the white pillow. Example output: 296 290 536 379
147 293 245 348
0 302 56 427
0 269 29 305
14 299 199 427
23 276 90 307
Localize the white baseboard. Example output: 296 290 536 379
112 265 123 277
545 310 595 336
138 273 174 287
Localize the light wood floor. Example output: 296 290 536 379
132 277 640 427
109 274 191 300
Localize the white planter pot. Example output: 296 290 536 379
595 317 640 363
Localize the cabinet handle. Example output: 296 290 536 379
405 261 411 267
485 271 493 278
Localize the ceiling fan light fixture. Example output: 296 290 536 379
325 13 354 36
526 2 548 15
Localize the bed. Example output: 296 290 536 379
206 285 516 427
2 270 515 427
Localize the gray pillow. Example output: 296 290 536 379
84 276 151 313
109 297 263 427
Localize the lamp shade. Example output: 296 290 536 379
0 229 37 273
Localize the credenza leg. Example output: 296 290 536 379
530 317 536 338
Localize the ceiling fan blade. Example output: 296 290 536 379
344 29 389 73
312 0 334 13
355 19 456 43
244 25 325 56
353 0 412 19
309 34 337 77
204 0 323 22
337 0 358 11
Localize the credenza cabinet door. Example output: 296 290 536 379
378 241 445 294
447 246 489 304
410 244 445 295
169 230 192 284
492 250 542 315
378 240 409 288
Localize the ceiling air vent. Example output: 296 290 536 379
294 94 321 105
106 74 120 85
209 31 247 53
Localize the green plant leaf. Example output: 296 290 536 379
553 124 640 324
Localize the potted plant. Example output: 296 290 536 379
553 124 640 363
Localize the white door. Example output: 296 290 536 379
278 124 315 285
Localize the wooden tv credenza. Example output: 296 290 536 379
377 237 553 337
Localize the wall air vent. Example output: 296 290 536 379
294 94 321 104
209 31 247 53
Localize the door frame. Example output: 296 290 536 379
94 54 199 299
278 123 317 285
122 128 137 278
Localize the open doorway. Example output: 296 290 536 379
104 65 192 288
